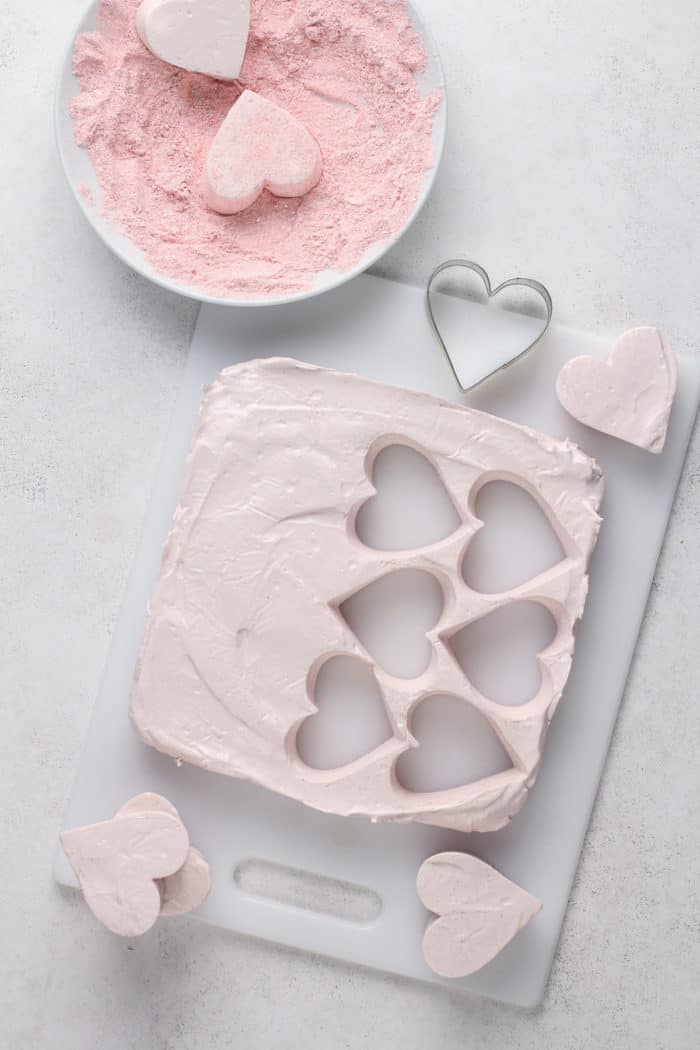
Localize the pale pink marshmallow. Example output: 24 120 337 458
417 852 541 978
136 0 250 80
158 848 212 916
556 327 677 453
117 794 212 917
60 808 189 937
204 90 323 215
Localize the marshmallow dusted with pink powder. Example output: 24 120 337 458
136 0 250 80
61 793 211 934
205 91 322 215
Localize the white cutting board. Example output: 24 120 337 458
55 274 700 1007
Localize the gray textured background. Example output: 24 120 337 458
1 0 698 1046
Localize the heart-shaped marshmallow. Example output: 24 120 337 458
204 90 323 215
116 794 211 917
116 792 179 821
417 852 541 978
158 848 212 916
556 327 677 453
136 0 250 80
61 808 189 936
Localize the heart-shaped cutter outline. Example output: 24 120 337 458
426 260 553 394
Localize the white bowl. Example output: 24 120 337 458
55 0 446 308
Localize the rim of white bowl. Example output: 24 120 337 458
55 0 447 308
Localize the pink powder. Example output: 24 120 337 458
71 0 442 299
77 181 95 206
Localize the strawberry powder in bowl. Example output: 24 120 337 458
56 0 446 306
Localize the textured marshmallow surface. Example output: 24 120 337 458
130 359 603 833
136 0 250 80
556 327 677 453
60 807 189 936
117 792 180 821
205 91 323 215
159 849 212 916
117 794 212 916
417 852 542 978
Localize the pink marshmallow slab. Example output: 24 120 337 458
204 90 323 215
130 359 604 835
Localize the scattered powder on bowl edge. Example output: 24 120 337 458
71 0 443 299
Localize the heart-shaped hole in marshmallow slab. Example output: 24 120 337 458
395 694 512 793
462 480 566 594
447 601 557 707
354 443 461 552
427 261 552 393
339 569 444 679
296 655 393 770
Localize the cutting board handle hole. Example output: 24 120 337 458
233 858 382 924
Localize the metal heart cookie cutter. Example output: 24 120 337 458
426 260 553 393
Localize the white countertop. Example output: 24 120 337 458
2 1 698 1047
